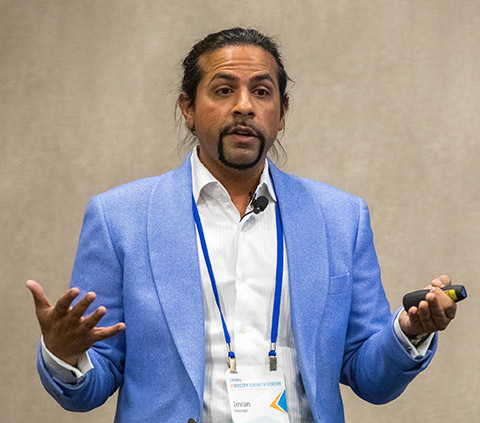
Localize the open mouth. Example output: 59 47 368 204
227 126 258 140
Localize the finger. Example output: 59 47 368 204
91 322 126 342
425 289 449 330
444 301 457 320
407 306 420 325
419 290 455 332
25 280 52 312
432 287 457 321
432 275 452 288
417 299 434 332
405 306 426 335
82 306 107 330
69 292 97 320
53 288 80 317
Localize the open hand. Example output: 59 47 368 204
399 275 457 337
26 280 125 367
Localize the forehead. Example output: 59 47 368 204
197 45 280 86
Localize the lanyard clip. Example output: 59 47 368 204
269 343 277 371
227 345 237 373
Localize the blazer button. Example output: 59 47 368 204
187 419 197 423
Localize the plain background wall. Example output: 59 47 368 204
1 1 479 421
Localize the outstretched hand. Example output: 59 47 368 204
399 275 457 338
26 280 125 367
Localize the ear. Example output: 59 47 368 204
278 94 289 131
178 92 195 131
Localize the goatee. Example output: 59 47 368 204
217 123 266 170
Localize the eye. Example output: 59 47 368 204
254 88 270 97
216 87 233 96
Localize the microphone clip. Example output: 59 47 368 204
252 195 269 214
240 195 269 221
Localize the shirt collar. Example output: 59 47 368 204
190 146 277 204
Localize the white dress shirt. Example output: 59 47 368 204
191 149 313 422
42 148 432 422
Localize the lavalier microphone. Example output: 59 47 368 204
251 196 268 214
240 195 269 221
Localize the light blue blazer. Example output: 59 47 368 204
37 156 436 422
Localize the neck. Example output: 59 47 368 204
223 171 262 216
198 155 264 216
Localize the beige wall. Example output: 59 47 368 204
2 1 479 421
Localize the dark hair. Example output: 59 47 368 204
181 27 290 112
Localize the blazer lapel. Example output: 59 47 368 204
270 163 330 403
146 157 331 407
147 156 205 405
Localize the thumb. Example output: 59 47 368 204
26 280 52 312
434 275 452 288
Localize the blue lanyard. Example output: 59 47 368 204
192 195 284 371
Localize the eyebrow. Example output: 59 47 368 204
252 74 275 85
210 73 236 83
209 73 276 85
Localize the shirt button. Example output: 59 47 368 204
239 325 246 334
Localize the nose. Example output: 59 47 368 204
232 89 255 119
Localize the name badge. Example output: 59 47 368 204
226 366 289 422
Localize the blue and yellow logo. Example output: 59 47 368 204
269 390 288 414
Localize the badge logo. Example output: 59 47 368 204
269 390 288 414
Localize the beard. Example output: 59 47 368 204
217 123 266 170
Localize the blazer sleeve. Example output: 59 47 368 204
36 195 126 412
339 198 437 404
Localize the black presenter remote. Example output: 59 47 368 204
403 285 467 311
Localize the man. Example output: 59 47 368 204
27 28 456 422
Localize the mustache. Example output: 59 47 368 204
219 121 265 142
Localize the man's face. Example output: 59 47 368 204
180 45 287 175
